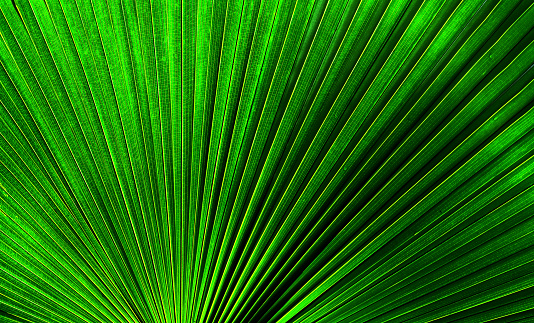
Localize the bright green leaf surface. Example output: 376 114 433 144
0 0 533 322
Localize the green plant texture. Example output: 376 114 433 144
0 0 533 322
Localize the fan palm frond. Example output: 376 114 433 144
0 0 533 322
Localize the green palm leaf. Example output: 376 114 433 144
0 0 533 322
